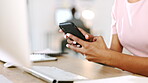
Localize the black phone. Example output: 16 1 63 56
59 22 88 42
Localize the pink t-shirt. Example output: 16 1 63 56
112 0 148 57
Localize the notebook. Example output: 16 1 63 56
75 75 148 83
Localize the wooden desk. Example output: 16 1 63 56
0 55 131 83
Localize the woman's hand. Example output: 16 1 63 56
59 28 94 45
66 33 109 63
59 28 109 63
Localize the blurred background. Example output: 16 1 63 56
27 0 115 55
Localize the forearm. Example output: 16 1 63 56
110 34 123 53
65 33 148 76
100 49 148 76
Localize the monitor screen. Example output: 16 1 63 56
0 0 31 68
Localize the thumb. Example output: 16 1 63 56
96 36 107 46
85 34 94 42
94 36 104 42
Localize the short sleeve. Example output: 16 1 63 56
111 0 117 34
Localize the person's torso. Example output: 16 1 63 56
115 0 148 57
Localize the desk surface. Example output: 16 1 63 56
0 55 131 83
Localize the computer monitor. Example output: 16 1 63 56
0 0 31 68
55 8 72 25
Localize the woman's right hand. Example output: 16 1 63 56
59 28 95 45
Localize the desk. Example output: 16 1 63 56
0 55 131 83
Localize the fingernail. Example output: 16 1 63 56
73 41 77 44
85 35 89 39
66 44 69 47
93 38 97 41
66 33 70 37
77 45 81 48
59 29 62 32
64 35 67 39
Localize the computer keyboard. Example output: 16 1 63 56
30 54 57 62
31 66 87 81
0 75 12 83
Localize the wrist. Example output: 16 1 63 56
96 49 112 65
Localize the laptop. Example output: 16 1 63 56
0 0 87 83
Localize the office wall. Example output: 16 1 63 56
28 0 115 51
28 0 57 51
92 0 114 47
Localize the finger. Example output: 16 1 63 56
78 28 94 40
94 36 107 47
67 38 78 45
93 36 98 42
78 28 89 36
85 56 94 62
85 34 94 41
59 29 63 33
76 45 81 48
66 33 87 47
99 36 107 45
60 29 67 39
64 34 68 39
67 39 73 44
95 36 104 42
66 44 84 53
85 34 90 40
69 44 78 48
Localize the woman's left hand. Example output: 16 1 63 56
66 33 109 63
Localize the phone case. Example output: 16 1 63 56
59 22 88 41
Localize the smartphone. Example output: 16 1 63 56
59 22 88 42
